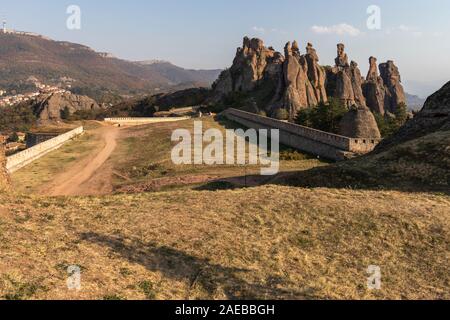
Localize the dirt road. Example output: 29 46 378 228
46 125 119 196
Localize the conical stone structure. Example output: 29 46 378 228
339 106 381 138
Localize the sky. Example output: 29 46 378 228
1 0 449 97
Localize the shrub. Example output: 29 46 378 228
0 104 37 132
257 110 267 117
60 106 71 120
274 108 289 121
374 103 409 138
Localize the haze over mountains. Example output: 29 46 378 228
0 32 221 100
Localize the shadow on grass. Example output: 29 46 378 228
195 160 450 195
80 232 301 299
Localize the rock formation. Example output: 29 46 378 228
339 106 381 138
212 37 326 118
275 41 318 118
363 58 406 116
305 43 328 104
379 60 407 114
211 37 281 104
0 136 10 191
363 56 386 115
335 43 349 68
31 92 101 123
375 81 450 151
331 44 367 108
211 36 408 136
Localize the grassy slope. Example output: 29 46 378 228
2 119 449 300
0 187 448 300
279 130 450 193
12 118 325 194
11 121 104 194
109 117 325 192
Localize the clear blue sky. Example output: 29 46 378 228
1 0 449 96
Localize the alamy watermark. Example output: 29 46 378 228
67 265 81 291
367 265 381 290
171 121 280 176
66 5 81 30
367 5 381 30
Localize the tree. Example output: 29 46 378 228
0 104 37 132
60 106 71 120
295 97 347 134
374 102 409 138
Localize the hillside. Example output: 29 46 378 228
3 114 449 300
137 60 221 88
274 82 450 193
0 33 220 100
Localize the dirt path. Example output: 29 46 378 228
45 125 120 197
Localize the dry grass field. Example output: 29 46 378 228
0 186 448 300
2 119 449 300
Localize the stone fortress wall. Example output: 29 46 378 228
104 117 190 126
6 127 84 173
223 109 381 161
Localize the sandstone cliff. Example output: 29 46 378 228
363 57 386 114
212 37 331 118
379 60 407 114
31 92 101 123
212 37 407 129
209 37 412 139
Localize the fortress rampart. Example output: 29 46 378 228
6 127 84 173
104 117 190 126
223 109 381 160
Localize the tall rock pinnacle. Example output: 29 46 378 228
305 43 328 104
211 36 406 131
363 56 386 114
379 60 407 114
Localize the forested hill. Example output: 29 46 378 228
0 33 221 99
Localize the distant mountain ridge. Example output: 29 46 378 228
0 32 221 101
405 93 426 111
135 60 221 87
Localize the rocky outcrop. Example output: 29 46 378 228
32 92 101 123
211 37 281 104
305 43 328 104
274 41 318 118
375 81 450 151
335 43 349 68
379 60 406 114
230 37 276 93
0 136 10 191
363 58 406 116
211 36 406 134
330 44 367 108
363 56 386 115
339 106 381 138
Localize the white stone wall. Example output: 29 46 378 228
6 127 84 173
104 117 190 126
